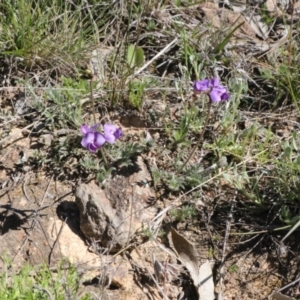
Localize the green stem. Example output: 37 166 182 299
178 97 212 173
230 225 291 236
89 81 109 169
90 80 96 124
99 148 109 169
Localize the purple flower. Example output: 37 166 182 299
80 124 99 135
193 79 211 93
80 123 122 152
211 78 220 87
193 78 229 102
103 124 123 144
80 124 106 152
210 86 229 102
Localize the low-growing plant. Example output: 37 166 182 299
117 142 146 167
177 78 229 173
128 79 146 109
208 247 214 258
260 3 276 25
228 264 238 273
259 52 300 112
28 86 83 130
271 133 300 204
0 258 93 300
165 173 186 192
141 224 165 239
169 105 201 148
223 164 263 206
170 205 196 222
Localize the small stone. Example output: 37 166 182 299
38 134 53 146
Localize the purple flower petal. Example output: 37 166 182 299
81 131 105 152
210 87 229 102
104 124 117 134
219 86 227 92
88 143 98 152
217 85 229 101
211 78 220 87
94 132 106 147
80 123 121 151
80 124 90 135
104 124 122 144
114 128 123 139
193 78 229 103
210 88 222 102
221 92 230 101
80 123 100 135
105 134 116 144
193 79 211 93
81 132 95 148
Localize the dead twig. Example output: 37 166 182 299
131 38 178 77
134 246 170 300
217 191 237 300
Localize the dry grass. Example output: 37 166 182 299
1 0 300 299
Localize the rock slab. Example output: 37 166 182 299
75 157 157 252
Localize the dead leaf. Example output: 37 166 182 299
199 260 215 300
273 293 296 300
170 227 199 289
170 228 215 299
244 14 269 39
152 253 181 283
228 0 247 13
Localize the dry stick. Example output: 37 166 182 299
288 0 296 66
131 38 178 78
126 0 143 73
230 234 260 245
276 276 300 294
134 246 170 300
11 235 30 267
48 218 66 266
47 178 68 266
0 121 40 146
149 153 269 256
231 224 291 236
217 192 236 300
29 176 55 256
184 149 267 197
238 234 266 266
280 218 300 243
162 256 170 295
126 184 135 247
33 284 54 300
107 0 126 108
12 176 54 265
178 99 212 173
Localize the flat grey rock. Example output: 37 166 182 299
75 157 157 252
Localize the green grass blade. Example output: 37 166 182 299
213 19 245 54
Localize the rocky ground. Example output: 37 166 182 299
1 0 300 299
